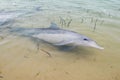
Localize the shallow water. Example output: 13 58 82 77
0 0 120 80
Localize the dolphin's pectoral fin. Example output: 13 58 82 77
53 40 76 50
58 45 76 51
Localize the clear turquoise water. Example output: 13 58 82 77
0 0 120 19
0 0 120 28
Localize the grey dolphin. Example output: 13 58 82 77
34 23 104 49
0 7 42 27
9 22 104 50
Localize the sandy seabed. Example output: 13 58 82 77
0 18 120 80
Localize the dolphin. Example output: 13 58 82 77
0 10 26 26
0 7 42 27
8 22 104 50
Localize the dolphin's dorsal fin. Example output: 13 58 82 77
49 22 60 29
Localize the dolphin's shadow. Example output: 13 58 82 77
58 45 95 56
29 37 95 57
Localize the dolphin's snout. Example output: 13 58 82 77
93 45 104 50
89 42 104 50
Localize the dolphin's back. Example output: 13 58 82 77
9 27 80 45
31 28 81 45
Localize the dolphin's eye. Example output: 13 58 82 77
83 38 88 41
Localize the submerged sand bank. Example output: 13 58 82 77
0 20 120 80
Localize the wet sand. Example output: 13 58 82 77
0 17 120 80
